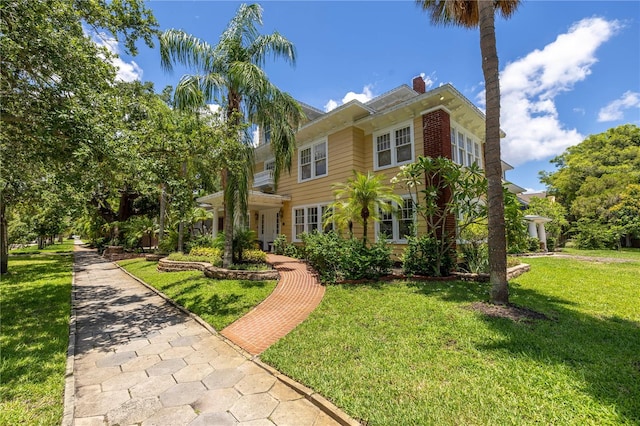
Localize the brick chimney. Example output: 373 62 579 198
412 76 426 94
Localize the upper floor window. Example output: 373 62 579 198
263 124 271 145
374 121 414 170
299 140 327 182
451 125 482 169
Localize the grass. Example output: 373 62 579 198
0 242 74 425
560 247 640 260
118 258 277 330
9 239 75 255
260 254 640 425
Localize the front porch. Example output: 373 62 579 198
196 190 290 252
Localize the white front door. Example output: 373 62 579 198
259 209 280 251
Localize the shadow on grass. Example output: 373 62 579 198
1 255 72 401
406 278 640 424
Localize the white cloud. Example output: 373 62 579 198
491 17 621 166
419 72 436 89
324 85 374 112
597 91 640 122
92 32 143 82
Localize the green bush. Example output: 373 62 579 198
185 234 217 253
459 242 489 274
189 246 223 259
167 252 222 266
527 237 541 253
574 220 622 250
283 244 300 258
299 232 393 284
273 234 288 255
341 238 393 281
546 236 557 252
402 235 455 277
300 232 344 284
242 249 267 263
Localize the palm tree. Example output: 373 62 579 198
160 3 303 267
325 171 403 244
416 0 520 305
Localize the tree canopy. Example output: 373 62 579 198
541 124 640 247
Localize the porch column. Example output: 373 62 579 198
528 221 538 238
211 209 219 238
537 222 547 251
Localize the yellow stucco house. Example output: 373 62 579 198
198 76 517 252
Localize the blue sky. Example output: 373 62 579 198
102 1 640 192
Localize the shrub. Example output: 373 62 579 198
273 234 288 255
185 235 217 253
283 244 300 258
402 235 455 277
459 242 489 274
574 220 622 250
527 237 541 253
167 252 222 266
340 238 393 281
546 236 557 252
300 232 344 284
242 249 267 264
189 246 223 258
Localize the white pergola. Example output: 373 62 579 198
524 215 553 251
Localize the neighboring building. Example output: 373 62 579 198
198 77 521 253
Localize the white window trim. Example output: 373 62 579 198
450 121 483 169
373 120 414 171
291 202 333 242
375 195 415 243
298 138 328 182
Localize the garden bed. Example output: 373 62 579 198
157 258 279 281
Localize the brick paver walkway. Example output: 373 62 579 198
221 254 325 355
67 244 350 426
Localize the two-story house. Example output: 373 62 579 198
198 77 502 252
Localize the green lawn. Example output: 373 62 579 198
560 247 640 260
260 255 640 425
118 259 277 330
0 242 74 425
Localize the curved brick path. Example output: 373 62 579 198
221 254 325 355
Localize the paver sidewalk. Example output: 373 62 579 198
67 244 346 426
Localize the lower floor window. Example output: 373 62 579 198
293 203 333 241
376 198 414 242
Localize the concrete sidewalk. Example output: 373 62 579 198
66 244 351 426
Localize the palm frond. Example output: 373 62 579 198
248 32 296 67
160 29 215 72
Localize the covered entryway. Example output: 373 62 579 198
258 208 280 252
196 190 289 251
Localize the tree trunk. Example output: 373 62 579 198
222 169 234 267
0 195 8 274
479 1 509 305
177 221 184 253
158 183 166 247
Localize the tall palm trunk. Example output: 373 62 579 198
0 193 8 274
222 168 234 267
479 1 508 304
158 182 166 247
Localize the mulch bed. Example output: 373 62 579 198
467 302 552 323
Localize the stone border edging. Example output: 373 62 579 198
61 255 78 426
114 261 359 426
157 257 280 281
452 263 531 282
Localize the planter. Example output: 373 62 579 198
157 258 279 281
